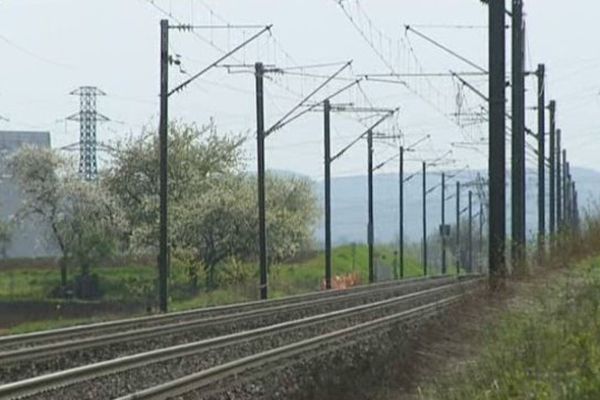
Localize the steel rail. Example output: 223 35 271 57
115 291 476 400
0 276 468 366
0 278 481 400
0 275 449 349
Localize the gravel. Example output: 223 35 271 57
23 282 476 400
0 278 456 383
0 279 447 353
181 299 449 400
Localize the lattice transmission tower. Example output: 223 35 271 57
67 86 109 181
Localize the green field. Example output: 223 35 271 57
0 244 426 333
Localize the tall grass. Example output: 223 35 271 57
424 257 600 400
422 205 600 399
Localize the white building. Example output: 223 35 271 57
0 130 59 258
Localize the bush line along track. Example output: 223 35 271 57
0 275 450 351
0 278 483 400
0 276 467 370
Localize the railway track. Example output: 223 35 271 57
0 277 482 400
0 275 466 382
119 296 464 400
0 275 447 351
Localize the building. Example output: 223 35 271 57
0 130 59 258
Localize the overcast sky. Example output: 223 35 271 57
0 0 598 182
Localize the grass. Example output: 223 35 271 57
0 244 426 333
0 245 424 302
5 317 107 335
0 264 157 301
424 257 600 400
166 244 425 311
271 244 424 295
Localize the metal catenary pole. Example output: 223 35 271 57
536 64 546 260
511 0 526 272
255 62 268 300
548 100 556 236
440 172 448 275
399 145 405 279
569 172 573 230
456 180 461 275
479 201 484 273
468 190 473 273
568 172 573 229
156 22 271 311
441 172 447 274
422 161 428 276
568 182 572 229
488 0 507 286
562 153 568 231
158 19 169 313
327 107 396 286
564 161 570 229
574 185 580 230
367 129 375 283
571 181 577 229
556 129 562 231
323 100 332 289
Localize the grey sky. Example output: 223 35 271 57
0 0 598 182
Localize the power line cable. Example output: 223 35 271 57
0 34 74 69
404 25 487 73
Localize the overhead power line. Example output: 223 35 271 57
268 78 361 135
276 61 352 71
406 24 491 30
170 24 266 30
404 25 487 73
331 108 399 162
364 72 488 78
334 0 488 155
276 70 359 82
266 61 353 135
0 33 74 69
169 25 272 96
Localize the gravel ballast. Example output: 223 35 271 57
0 278 458 383
19 283 479 399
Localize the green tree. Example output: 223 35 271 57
9 147 127 297
0 220 12 259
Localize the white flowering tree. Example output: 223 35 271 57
263 174 319 263
172 173 318 290
172 174 318 288
105 122 244 251
172 174 256 289
107 122 319 291
0 149 13 259
9 147 127 297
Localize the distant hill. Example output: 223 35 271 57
311 167 600 246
